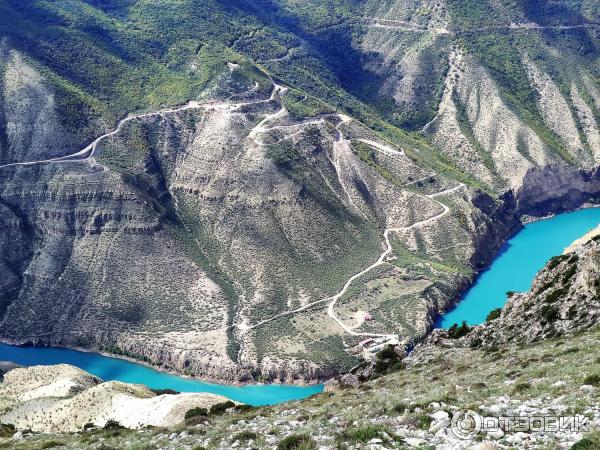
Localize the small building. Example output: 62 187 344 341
363 313 373 321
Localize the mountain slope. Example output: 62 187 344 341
1 0 600 381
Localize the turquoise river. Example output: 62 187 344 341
0 343 322 406
2 208 600 404
440 207 600 327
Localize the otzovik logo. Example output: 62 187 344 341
450 410 482 439
449 409 590 440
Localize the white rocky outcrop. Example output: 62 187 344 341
0 364 232 433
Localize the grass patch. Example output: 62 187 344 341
277 434 316 450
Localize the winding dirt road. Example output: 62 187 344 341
244 104 467 339
0 78 466 342
0 82 280 171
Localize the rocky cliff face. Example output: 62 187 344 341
517 164 600 216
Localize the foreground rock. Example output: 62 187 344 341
0 364 232 433
0 361 21 380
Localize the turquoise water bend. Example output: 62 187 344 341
440 207 600 328
0 343 322 406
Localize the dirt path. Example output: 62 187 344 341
243 121 466 339
359 17 599 34
325 181 464 338
0 82 279 171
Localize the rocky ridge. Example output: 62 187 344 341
0 364 232 433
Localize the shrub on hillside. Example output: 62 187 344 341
540 305 560 323
448 321 470 339
583 374 600 386
374 345 405 374
209 401 236 416
185 407 208 420
103 420 124 430
0 423 15 438
277 433 316 450
486 308 502 322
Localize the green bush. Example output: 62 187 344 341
448 321 471 339
373 345 405 375
583 374 600 386
548 255 568 270
571 435 600 449
486 308 502 322
540 305 560 323
209 401 236 416
185 407 208 420
103 420 124 430
233 431 258 442
0 423 15 438
277 433 317 450
545 285 571 304
339 424 389 443
376 345 397 360
236 404 255 413
151 388 179 395
392 402 408 413
513 382 532 393
414 413 433 430
41 441 65 449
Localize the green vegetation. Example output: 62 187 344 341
448 321 471 338
232 431 258 443
281 89 333 120
184 407 208 421
486 308 502 322
103 420 124 430
0 424 15 439
277 434 316 450
548 255 569 270
351 141 399 185
337 424 398 444
40 441 65 449
209 401 236 416
583 374 600 386
572 432 600 450
540 304 560 323
374 345 405 375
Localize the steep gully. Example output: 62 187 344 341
0 80 464 346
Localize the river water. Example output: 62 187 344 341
440 207 600 327
0 343 322 406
